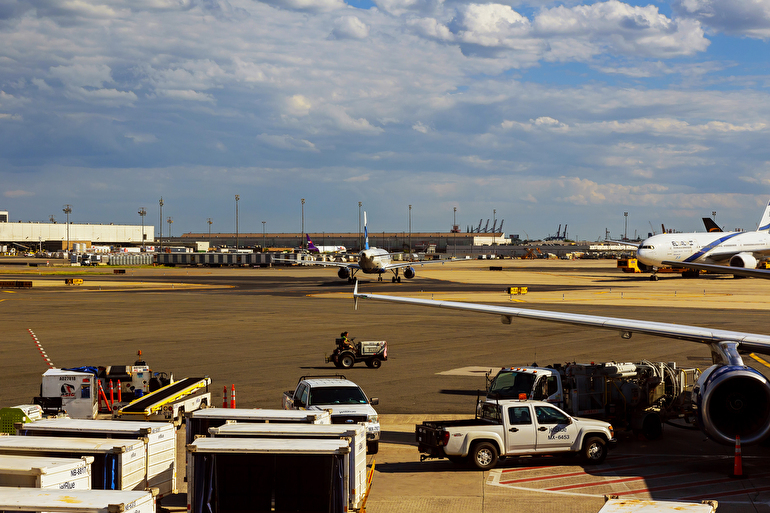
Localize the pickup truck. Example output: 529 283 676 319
415 399 616 470
283 375 381 454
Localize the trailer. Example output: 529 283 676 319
15 419 176 498
114 377 211 426
208 422 366 511
187 438 350 513
0 436 146 491
0 455 93 490
486 360 700 440
184 408 332 446
0 487 156 513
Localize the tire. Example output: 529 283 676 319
367 441 379 454
371 358 382 369
469 442 498 470
340 353 355 369
365 360 374 368
333 360 343 368
582 437 607 464
447 455 468 465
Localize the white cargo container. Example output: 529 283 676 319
598 497 718 512
0 486 156 513
16 419 175 498
39 369 98 419
0 455 93 490
208 422 366 511
184 408 331 446
187 438 350 513
0 436 146 491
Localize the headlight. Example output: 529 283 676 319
609 426 614 438
368 414 379 423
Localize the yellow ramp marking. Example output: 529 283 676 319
750 353 770 369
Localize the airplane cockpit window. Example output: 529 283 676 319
641 245 654 250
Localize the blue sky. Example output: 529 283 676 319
1 0 769 241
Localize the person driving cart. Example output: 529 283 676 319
339 331 355 351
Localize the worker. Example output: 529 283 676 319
340 331 355 351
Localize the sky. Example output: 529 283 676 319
1 0 770 241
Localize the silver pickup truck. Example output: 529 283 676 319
416 399 616 470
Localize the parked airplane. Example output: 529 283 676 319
306 235 346 254
636 199 770 280
352 281 770 445
278 213 448 282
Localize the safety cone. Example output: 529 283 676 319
730 435 746 478
223 386 228 408
230 384 236 409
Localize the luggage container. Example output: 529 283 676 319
37 369 98 419
208 422 366 511
0 406 43 434
15 419 175 498
184 408 331 446
0 455 93 490
0 486 156 513
0 436 146 491
187 438 350 513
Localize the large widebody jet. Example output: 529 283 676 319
636 199 770 280
278 213 449 282
352 281 770 446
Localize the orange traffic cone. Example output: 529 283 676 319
730 435 745 478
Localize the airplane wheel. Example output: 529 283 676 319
378 275 382 281
391 277 396 283
650 275 659 281
397 277 401 283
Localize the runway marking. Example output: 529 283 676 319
751 353 770 369
437 366 494 376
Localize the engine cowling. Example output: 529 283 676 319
694 364 770 445
337 267 351 280
403 266 415 279
729 252 757 269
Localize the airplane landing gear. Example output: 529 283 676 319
378 275 382 282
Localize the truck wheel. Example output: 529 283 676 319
470 442 498 470
370 358 382 369
340 353 355 369
365 359 374 368
367 441 379 454
581 437 607 464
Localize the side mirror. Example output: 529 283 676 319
294 397 303 408
370 398 379 406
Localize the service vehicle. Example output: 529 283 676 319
282 375 381 454
114 377 211 427
326 337 387 369
486 360 700 440
415 399 616 470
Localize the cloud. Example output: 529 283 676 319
258 0 345 13
412 121 430 133
330 16 369 40
257 133 319 152
125 133 159 143
674 0 770 39
3 189 34 198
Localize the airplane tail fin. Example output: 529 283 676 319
702 218 722 233
758 200 770 231
364 212 370 250
306 234 319 252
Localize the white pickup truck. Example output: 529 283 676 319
283 375 381 454
415 399 616 470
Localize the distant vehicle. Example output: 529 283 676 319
416 399 616 470
306 234 346 254
276 212 450 282
283 375 381 453
326 337 387 369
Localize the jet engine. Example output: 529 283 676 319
694 364 770 445
338 267 351 280
403 266 415 279
729 252 757 269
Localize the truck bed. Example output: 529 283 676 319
416 418 498 447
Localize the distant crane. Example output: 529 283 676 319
498 219 504 233
476 219 483 233
483 220 489 233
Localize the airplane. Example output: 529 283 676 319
305 234 346 254
351 280 770 445
635 199 770 280
276 212 450 283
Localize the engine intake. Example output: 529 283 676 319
695 364 770 445
729 252 757 269
338 267 351 280
403 266 415 279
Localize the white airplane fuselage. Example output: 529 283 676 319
358 248 392 274
637 231 770 267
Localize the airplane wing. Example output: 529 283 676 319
607 240 639 248
272 257 361 270
352 281 770 355
662 260 770 280
381 260 452 271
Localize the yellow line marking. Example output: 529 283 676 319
750 353 770 369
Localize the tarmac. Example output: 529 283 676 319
2 257 770 512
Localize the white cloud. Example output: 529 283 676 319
674 0 770 38
259 0 345 13
125 133 158 143
257 133 319 152
330 16 369 40
412 121 430 133
285 95 312 116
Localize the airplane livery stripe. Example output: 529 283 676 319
683 232 743 262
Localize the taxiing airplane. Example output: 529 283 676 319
636 199 770 280
306 234 346 254
352 281 770 445
278 213 449 282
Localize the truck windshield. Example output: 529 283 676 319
488 371 536 399
309 386 368 405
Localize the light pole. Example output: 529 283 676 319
207 218 212 241
493 208 496 246
167 217 173 238
262 221 266 251
235 195 240 250
301 198 305 250
408 205 412 256
453 206 457 258
712 211 717 223
159 197 163 253
358 201 362 251
624 211 628 240
62 204 71 252
138 207 146 251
